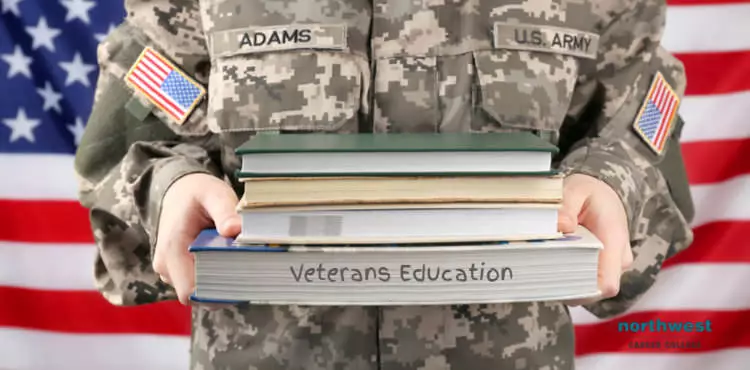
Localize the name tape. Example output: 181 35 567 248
493 22 599 59
211 24 347 57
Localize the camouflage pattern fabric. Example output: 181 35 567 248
74 0 694 368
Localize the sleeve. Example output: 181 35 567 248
74 0 221 306
555 1 695 318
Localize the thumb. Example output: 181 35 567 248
558 178 588 233
199 179 242 237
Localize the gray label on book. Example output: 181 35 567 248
289 215 343 237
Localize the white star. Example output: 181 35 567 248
67 117 86 146
37 81 63 113
1 45 32 79
61 0 95 24
1 0 24 16
59 52 96 87
95 24 116 42
3 108 41 143
25 17 61 52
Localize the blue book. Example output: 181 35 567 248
189 226 602 306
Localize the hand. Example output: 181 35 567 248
152 173 241 305
557 173 634 306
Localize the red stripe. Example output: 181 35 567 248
654 80 667 109
653 81 675 150
681 138 750 184
656 98 677 151
144 50 170 77
664 221 750 267
0 200 93 243
677 51 750 96
575 310 750 356
145 49 174 76
0 287 190 335
668 0 750 5
137 59 168 84
6 288 747 350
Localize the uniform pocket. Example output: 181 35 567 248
372 56 439 133
206 25 369 134
471 21 599 133
472 48 579 133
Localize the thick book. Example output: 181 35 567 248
235 132 558 177
239 174 563 208
235 203 561 245
189 226 602 305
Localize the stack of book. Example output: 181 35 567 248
189 132 602 306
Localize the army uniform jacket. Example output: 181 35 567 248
75 0 695 369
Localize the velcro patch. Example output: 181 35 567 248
211 24 347 57
493 22 599 59
124 47 206 125
632 72 681 155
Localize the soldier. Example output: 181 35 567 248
74 0 695 368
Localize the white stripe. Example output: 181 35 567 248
0 328 189 370
0 242 96 291
680 91 750 142
569 263 750 325
7 236 750 311
0 96 748 202
130 72 186 119
2 143 750 209
0 330 747 370
691 174 750 228
577 349 750 370
664 4 750 52
0 154 77 200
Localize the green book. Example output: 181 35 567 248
235 132 558 177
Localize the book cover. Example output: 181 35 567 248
188 226 600 253
235 132 559 155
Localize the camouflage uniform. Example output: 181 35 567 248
74 0 695 368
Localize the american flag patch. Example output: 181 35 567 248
124 47 206 125
632 72 681 155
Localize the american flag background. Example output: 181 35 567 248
1 0 748 369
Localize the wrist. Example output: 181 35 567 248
558 144 643 238
146 158 213 258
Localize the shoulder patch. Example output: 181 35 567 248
124 47 206 125
493 22 599 59
632 72 681 155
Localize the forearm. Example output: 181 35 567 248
75 2 216 305
557 1 695 317
77 136 222 305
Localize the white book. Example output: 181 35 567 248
240 151 553 176
189 225 602 305
236 203 561 245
